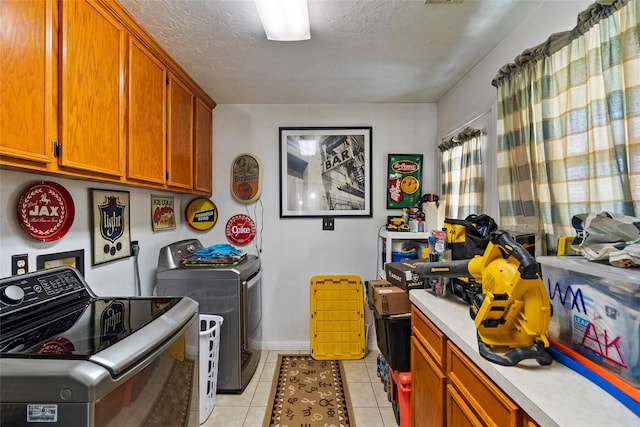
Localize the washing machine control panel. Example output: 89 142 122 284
157 239 204 270
0 267 90 317
175 243 198 259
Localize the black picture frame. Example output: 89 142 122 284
37 249 85 276
279 126 372 217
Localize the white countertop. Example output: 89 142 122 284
409 289 639 427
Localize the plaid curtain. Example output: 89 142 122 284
493 0 639 251
439 127 484 219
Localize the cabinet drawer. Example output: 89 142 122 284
447 342 520 427
411 305 446 369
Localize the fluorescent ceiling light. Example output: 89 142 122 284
255 0 310 41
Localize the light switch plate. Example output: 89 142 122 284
322 217 335 231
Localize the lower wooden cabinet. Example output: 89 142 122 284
447 343 520 426
411 304 534 427
411 335 445 427
446 383 483 427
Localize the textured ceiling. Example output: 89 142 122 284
118 0 543 104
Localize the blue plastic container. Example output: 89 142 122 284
391 250 417 262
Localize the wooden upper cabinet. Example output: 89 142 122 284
1 0 215 193
59 0 125 177
0 0 55 165
127 37 167 185
167 74 194 190
194 97 213 194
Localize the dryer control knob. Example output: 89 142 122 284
1 285 25 305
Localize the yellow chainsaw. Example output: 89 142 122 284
415 230 553 366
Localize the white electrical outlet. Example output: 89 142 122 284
12 254 28 276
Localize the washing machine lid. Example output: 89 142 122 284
0 297 182 360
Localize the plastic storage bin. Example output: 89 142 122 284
538 256 640 409
199 315 224 424
310 275 365 360
390 368 412 427
391 250 418 262
373 308 411 372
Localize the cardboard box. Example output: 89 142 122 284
538 256 640 391
385 259 427 291
372 286 410 315
367 279 393 307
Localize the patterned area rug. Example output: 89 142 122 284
263 354 355 427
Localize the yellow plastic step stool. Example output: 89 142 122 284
310 275 366 360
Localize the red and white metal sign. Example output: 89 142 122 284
225 214 256 246
17 181 75 241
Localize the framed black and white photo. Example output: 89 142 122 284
279 127 372 217
91 189 131 265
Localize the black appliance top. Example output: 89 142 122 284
0 267 181 359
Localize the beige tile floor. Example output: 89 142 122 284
202 349 399 427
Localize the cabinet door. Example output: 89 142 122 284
411 336 445 427
193 97 213 194
446 384 483 427
60 0 125 176
447 343 520 427
0 0 55 165
167 73 194 189
127 37 166 184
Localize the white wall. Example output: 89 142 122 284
0 170 218 296
211 104 437 349
0 103 436 350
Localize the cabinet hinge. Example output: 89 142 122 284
166 171 169 180
166 76 169 85
53 141 61 157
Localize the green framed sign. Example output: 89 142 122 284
386 154 423 209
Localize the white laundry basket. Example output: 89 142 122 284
199 314 223 424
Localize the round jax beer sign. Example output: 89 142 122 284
17 181 75 241
225 214 256 245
